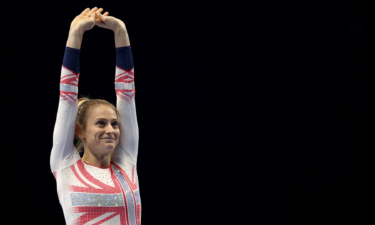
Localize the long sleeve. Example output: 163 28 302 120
49 45 142 225
50 47 81 173
111 46 139 168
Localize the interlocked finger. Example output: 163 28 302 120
96 8 104 14
103 12 109 16
81 8 90 16
87 7 98 17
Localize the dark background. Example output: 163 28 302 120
10 0 371 224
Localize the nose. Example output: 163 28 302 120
105 124 115 134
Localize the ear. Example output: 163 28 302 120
75 124 84 139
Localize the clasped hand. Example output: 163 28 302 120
70 7 125 34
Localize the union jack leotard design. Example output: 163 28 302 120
50 46 141 225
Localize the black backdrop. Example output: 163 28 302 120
10 0 371 224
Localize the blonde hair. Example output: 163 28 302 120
75 96 120 153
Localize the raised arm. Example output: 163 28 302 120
50 8 104 172
95 14 138 166
113 33 138 166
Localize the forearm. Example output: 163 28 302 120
51 47 81 172
114 25 130 48
66 28 83 49
112 46 138 164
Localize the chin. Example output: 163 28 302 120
105 144 116 150
98 144 115 153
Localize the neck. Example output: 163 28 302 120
82 150 112 168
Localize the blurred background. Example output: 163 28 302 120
9 0 371 224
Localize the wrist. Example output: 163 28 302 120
114 28 130 48
67 28 83 49
69 26 84 38
113 21 126 34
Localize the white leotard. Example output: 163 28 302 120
50 46 141 225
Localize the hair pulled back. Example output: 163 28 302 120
75 97 121 153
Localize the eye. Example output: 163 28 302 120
97 121 105 125
112 122 119 126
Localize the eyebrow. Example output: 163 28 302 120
94 118 118 121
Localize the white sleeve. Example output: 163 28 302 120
111 46 139 168
50 47 81 173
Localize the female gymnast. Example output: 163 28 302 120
50 7 141 225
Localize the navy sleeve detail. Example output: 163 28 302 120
62 47 80 74
116 46 133 71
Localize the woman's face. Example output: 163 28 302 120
80 105 120 155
